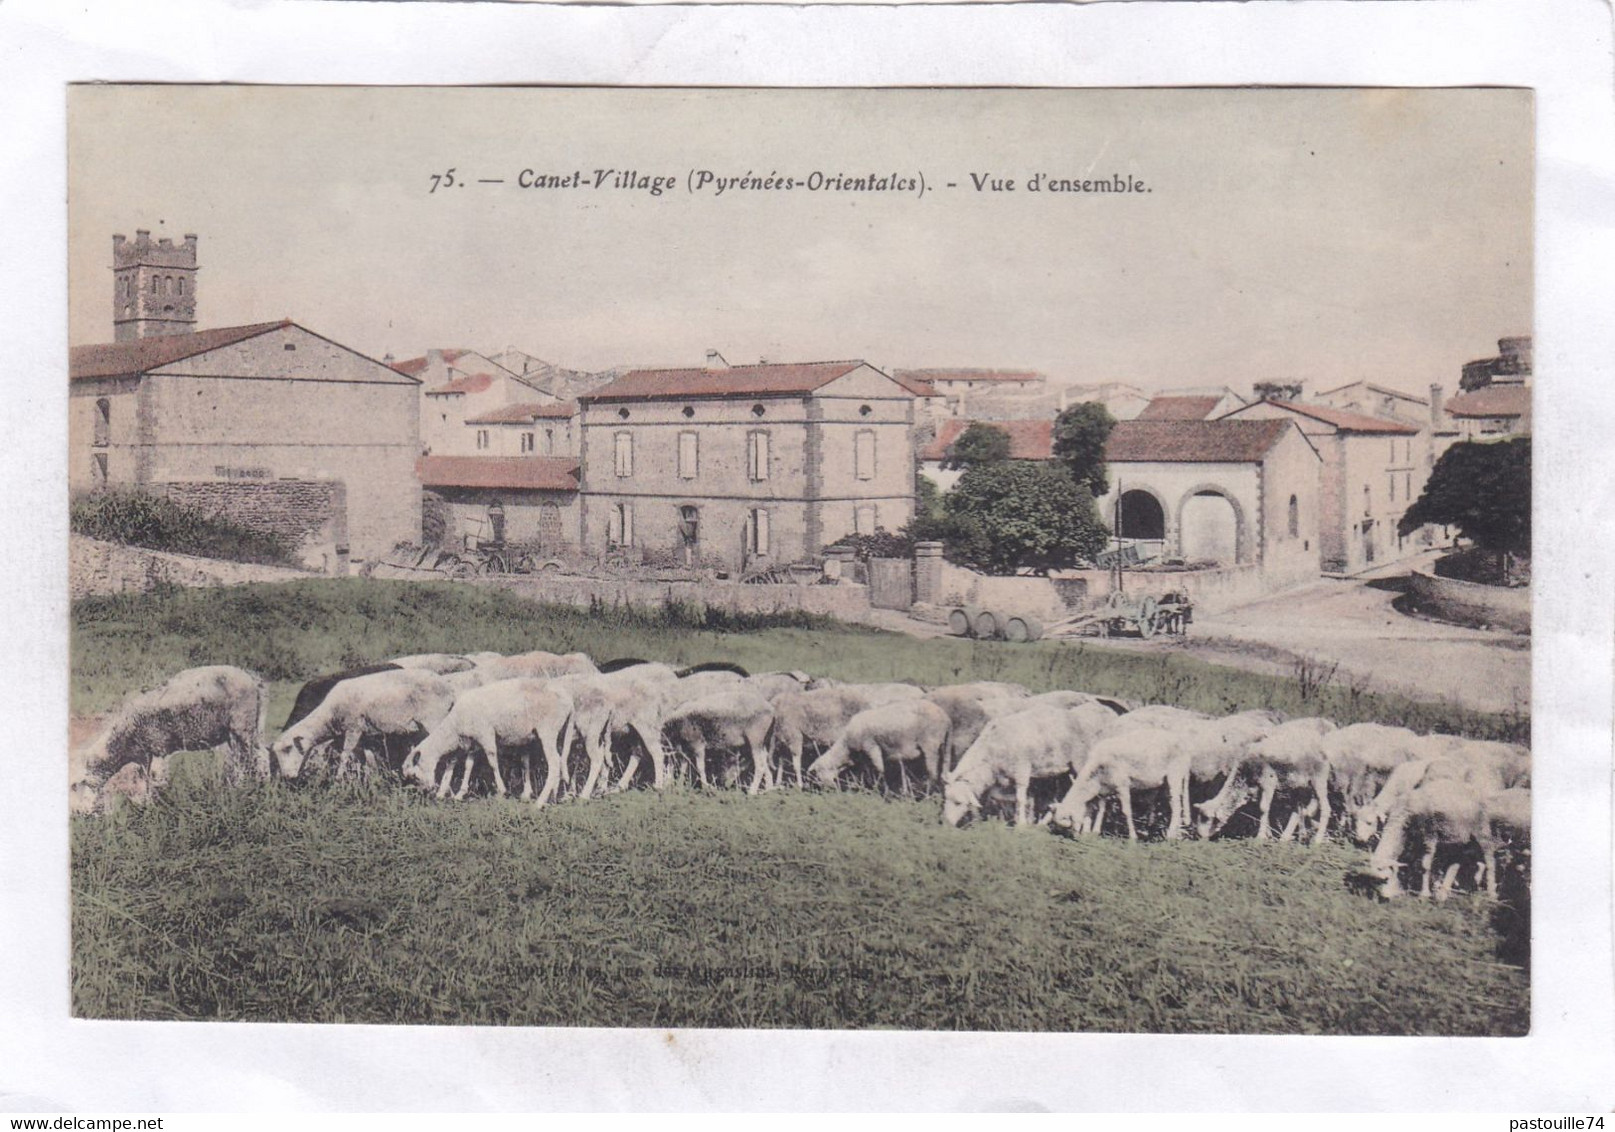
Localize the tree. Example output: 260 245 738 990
1399 438 1531 571
943 421 1012 470
1052 402 1117 497
940 461 1110 575
1253 381 1304 402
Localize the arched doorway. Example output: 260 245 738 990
1179 490 1240 564
1117 490 1166 540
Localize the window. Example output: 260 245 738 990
520 432 535 453
855 505 876 535
1388 474 1396 503
91 452 108 489
93 398 110 447
855 430 876 481
1405 472 1412 501
1363 484 1372 517
1287 494 1299 539
678 505 700 548
176 277 185 297
476 429 490 451
544 428 555 455
749 508 771 555
614 431 634 477
747 431 770 482
150 275 159 294
678 431 699 479
609 502 635 547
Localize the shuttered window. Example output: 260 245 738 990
614 432 634 477
750 508 771 555
747 431 770 482
678 431 699 479
610 502 635 547
855 430 876 481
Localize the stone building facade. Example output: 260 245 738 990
576 361 917 572
1218 399 1427 575
70 319 422 565
112 230 198 342
417 455 580 556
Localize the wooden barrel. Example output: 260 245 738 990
972 608 1002 640
1004 615 1043 643
948 607 975 636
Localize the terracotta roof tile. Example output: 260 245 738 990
1223 400 1420 435
1136 395 1223 421
391 349 468 377
416 455 579 492
426 372 496 396
583 360 882 402
920 419 1054 461
1106 419 1303 463
1444 384 1530 418
70 321 292 380
464 401 577 425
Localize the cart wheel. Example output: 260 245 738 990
479 553 507 576
1137 596 1158 638
446 557 475 580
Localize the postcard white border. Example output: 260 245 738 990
2 0 1611 1112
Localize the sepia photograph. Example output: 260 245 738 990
64 85 1535 1036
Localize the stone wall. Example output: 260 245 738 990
70 535 313 601
479 573 875 621
1405 569 1531 635
159 479 345 570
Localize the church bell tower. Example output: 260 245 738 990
112 230 198 341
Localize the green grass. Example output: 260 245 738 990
70 579 1528 744
69 579 1530 1030
72 777 1527 1032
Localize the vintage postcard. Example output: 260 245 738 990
64 85 1535 1039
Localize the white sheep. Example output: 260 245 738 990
400 678 574 804
271 669 455 779
808 699 952 792
942 702 1117 829
661 687 776 793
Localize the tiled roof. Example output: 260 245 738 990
416 455 579 492
890 372 941 397
1444 384 1530 419
1136 395 1223 421
583 361 880 402
1106 419 1303 464
1224 400 1420 435
920 419 1055 462
1317 380 1430 406
896 368 1044 386
391 349 469 377
426 372 496 396
465 401 577 425
70 321 292 380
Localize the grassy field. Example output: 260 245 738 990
69 580 1530 1031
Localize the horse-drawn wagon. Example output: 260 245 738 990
947 589 1192 643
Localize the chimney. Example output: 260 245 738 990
705 350 728 369
383 352 396 366
1429 383 1445 431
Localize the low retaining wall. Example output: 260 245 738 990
1065 564 1279 617
938 560 1283 620
481 573 875 621
1405 569 1531 635
70 535 313 601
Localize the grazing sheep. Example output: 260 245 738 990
283 663 403 731
772 683 926 787
1195 716 1337 844
476 650 598 681
942 702 1117 829
1319 722 1429 825
388 653 477 675
673 669 748 702
1370 777 1501 901
400 678 574 805
272 669 455 780
74 665 270 804
549 663 682 796
661 688 776 793
808 699 953 792
744 671 817 701
1353 737 1526 843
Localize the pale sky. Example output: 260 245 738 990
68 86 1532 396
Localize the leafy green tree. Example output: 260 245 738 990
1253 381 1304 402
1052 402 1117 497
943 422 1012 470
941 461 1109 575
1399 438 1531 571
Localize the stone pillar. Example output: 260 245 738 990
913 540 944 604
823 543 856 584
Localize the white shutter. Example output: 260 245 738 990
856 431 876 480
615 432 634 477
622 503 634 547
679 432 698 479
754 508 770 554
749 431 770 481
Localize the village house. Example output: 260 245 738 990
919 416 1320 589
1443 383 1532 442
1312 381 1431 428
392 349 563 457
72 234 422 568
1217 399 1427 574
415 454 580 557
576 359 917 572
462 401 578 458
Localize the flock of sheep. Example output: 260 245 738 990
69 649 1532 902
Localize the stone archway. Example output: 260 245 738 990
1116 489 1167 540
1177 486 1248 565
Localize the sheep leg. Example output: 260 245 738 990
1166 775 1185 841
1436 862 1462 902
1311 771 1333 847
1015 777 1033 830
535 729 564 809
519 746 536 801
337 727 364 779
1117 786 1138 842
1256 767 1279 839
453 752 476 800
579 730 610 799
1278 811 1302 842
1419 842 1438 898
691 737 709 789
